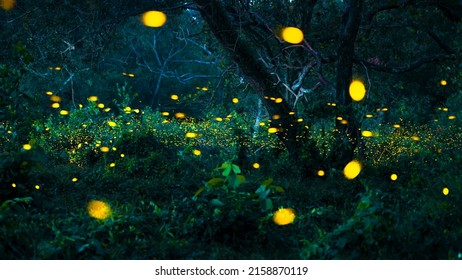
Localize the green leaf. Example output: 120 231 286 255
194 187 205 197
222 164 232 177
261 178 273 187
233 174 246 188
231 164 241 174
207 178 225 189
260 198 273 211
210 199 224 207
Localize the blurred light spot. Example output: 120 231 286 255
341 120 348 125
362 130 373 137
79 104 83 108
175 112 186 119
124 106 132 113
23 144 32 150
289 111 295 115
440 80 447 86
393 124 400 128
97 103 105 109
366 114 373 118
142 11 167 28
12 183 16 188
443 108 448 111
109 163 116 167
443 187 449 196
202 87 208 91
331 103 337 106
259 122 265 126
275 98 283 103
232 97 239 104
128 73 135 77
281 27 304 44
317 170 325 177
215 117 223 122
88 96 98 102
50 95 62 102
268 127 278 133
112 147 117 151
349 80 366 101
382 108 388 112
343 160 362 180
54 67 61 71
1 0 16 11
193 149 201 156
35 185 40 190
297 118 303 122
272 114 280 120
253 163 260 169
120 154 125 158
186 132 197 138
45 91 53 95
161 111 169 116
100 146 109 153
108 121 117 127
412 136 420 141
170 94 179 101
336 116 343 121
390 174 398 181
87 200 112 220
133 109 140 113
72 177 78 182
60 110 69 116
51 103 60 109
448 115 456 120
273 208 296 226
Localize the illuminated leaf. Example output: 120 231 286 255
207 178 225 189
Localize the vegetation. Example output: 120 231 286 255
1 0 462 259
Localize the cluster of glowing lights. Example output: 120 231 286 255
142 11 167 28
349 80 366 101
273 208 296 226
281 27 304 44
87 200 112 220
343 160 362 180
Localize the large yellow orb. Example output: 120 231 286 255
87 200 112 220
142 11 167 28
349 80 366 101
273 208 296 226
281 27 304 44
343 160 362 180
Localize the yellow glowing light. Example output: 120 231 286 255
186 132 198 138
297 118 303 122
175 112 186 119
440 80 447 86
272 114 281 120
100 146 110 153
331 103 337 106
448 115 456 120
317 170 325 177
442 187 449 196
232 98 239 104
443 108 448 111
393 124 400 128
79 104 83 108
273 208 296 226
45 91 53 95
35 185 40 190
341 120 348 125
60 110 69 116
128 73 135 77
366 114 373 118
120 154 125 158
193 149 201 156
349 80 366 101
253 163 260 169
133 109 140 114
170 94 179 100
12 183 16 188
72 177 78 182
362 130 373 137
50 95 62 102
289 111 295 115
390 174 398 181
275 98 283 103
142 11 167 28
88 96 98 102
259 122 265 126
54 67 61 71
1 0 16 11
108 121 117 127
215 117 223 122
97 103 105 109
23 144 32 150
161 111 169 116
412 136 420 141
112 147 117 151
343 160 362 180
51 103 60 109
281 27 304 44
336 116 343 121
382 108 389 112
87 200 112 220
109 163 116 167
124 106 131 112
268 127 278 133
202 87 208 91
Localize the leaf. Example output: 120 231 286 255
233 174 246 188
194 187 205 197
210 199 224 207
261 178 273 187
206 178 225 189
231 164 241 174
260 198 273 211
222 164 232 177
269 185 285 192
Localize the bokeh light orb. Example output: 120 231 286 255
142 11 167 28
281 27 304 44
343 160 362 180
87 200 112 220
273 208 296 226
349 80 366 101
